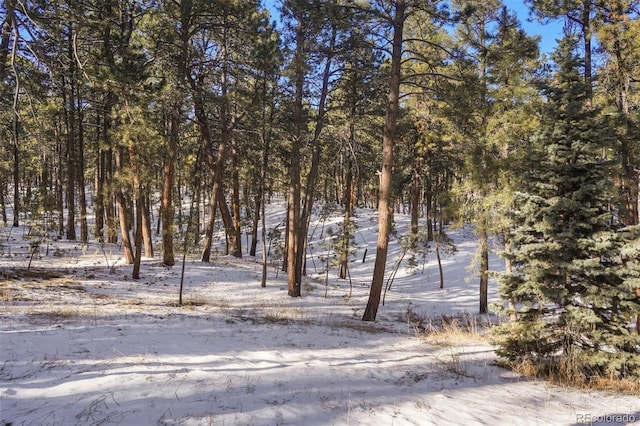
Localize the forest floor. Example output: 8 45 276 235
1 204 639 425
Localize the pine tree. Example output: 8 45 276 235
496 36 640 379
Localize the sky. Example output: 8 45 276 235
263 0 565 54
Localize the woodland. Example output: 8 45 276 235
1 0 640 383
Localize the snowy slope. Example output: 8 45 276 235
1 204 638 425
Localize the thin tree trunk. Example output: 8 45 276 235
479 225 489 314
77 94 88 243
132 193 143 278
362 0 405 321
64 26 77 241
128 145 144 278
296 23 338 287
250 185 261 257
12 112 19 227
217 187 236 255
115 145 134 264
339 163 353 280
0 178 6 225
230 135 242 258
162 102 179 266
94 111 104 241
141 190 153 257
105 149 118 244
436 239 444 289
410 159 420 248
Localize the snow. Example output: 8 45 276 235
1 204 639 426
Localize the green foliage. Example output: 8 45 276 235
495 37 640 380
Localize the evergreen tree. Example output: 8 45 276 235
496 36 640 379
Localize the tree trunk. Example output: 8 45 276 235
250 181 261 257
230 135 242 258
94 111 105 241
362 0 405 321
296 23 338 288
479 225 489 314
436 239 444 289
410 159 420 248
12 112 19 227
161 102 179 266
128 145 144 278
217 187 237 255
0 178 6 225
76 94 88 243
339 163 353 280
115 145 134 264
132 194 143 278
0 0 15 82
287 12 305 297
141 190 153 257
64 26 76 241
105 149 118 244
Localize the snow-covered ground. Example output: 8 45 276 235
1 203 639 425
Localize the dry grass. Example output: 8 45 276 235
496 357 640 395
1 268 66 281
24 307 81 323
405 309 493 346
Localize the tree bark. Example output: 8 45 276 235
287 11 305 297
0 0 14 82
115 145 134 264
12 113 19 227
410 159 421 248
479 225 489 314
230 135 242 258
162 102 179 266
64 25 77 241
141 190 153 257
362 0 405 321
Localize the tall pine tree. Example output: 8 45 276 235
495 36 640 380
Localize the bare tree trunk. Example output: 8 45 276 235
141 190 153 257
436 238 444 289
132 193 143 278
287 12 305 297
479 225 489 314
362 0 405 321
162 102 179 266
0 0 15 82
105 149 118 244
217 187 236 255
128 145 144 278
93 111 105 241
0 178 6 225
77 95 88 243
230 136 242 258
410 159 420 248
64 26 77 241
250 180 260 256
115 145 134 264
296 23 338 287
12 112 19 227
339 162 353 280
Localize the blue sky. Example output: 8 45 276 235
506 0 564 54
263 0 564 54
